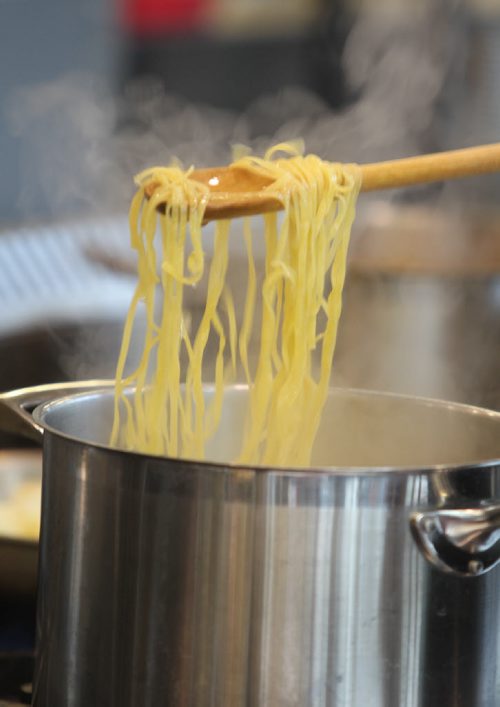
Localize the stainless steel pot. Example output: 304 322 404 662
1 382 500 707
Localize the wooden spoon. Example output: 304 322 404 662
144 143 500 222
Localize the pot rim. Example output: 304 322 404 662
32 384 500 477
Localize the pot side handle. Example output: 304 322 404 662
0 380 115 443
410 505 500 578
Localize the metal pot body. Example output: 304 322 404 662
1 385 500 707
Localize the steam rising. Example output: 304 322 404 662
6 0 464 219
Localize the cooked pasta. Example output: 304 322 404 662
111 144 360 466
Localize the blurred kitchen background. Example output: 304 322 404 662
0 0 500 413
1 0 500 664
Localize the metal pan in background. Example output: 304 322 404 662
335 203 500 411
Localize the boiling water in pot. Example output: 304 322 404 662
41 386 500 468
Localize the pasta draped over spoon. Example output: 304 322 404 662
111 144 361 467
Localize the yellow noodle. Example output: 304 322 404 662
239 219 256 385
112 145 360 466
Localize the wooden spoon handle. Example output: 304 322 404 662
361 143 500 192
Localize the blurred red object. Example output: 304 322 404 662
120 0 210 36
